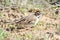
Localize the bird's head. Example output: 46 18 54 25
28 9 42 18
34 9 42 18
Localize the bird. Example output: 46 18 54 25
16 9 43 28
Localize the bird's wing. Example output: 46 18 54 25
16 15 37 25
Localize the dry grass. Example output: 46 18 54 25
0 7 60 40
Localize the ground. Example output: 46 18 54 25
0 7 60 40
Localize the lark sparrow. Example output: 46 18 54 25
16 10 43 28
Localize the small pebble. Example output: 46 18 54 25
55 9 59 14
6 28 9 31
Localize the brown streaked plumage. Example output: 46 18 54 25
16 9 42 27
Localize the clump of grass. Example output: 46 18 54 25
56 24 60 31
0 28 8 40
0 12 2 17
12 34 22 40
19 7 27 13
34 4 44 9
37 22 42 26
5 0 11 6
23 33 32 40
37 21 45 26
